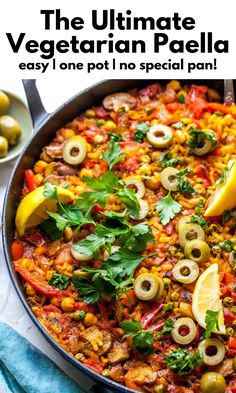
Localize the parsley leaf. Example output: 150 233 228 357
77 191 110 211
158 152 180 169
176 168 196 196
83 170 119 193
47 204 94 233
195 199 205 214
156 191 182 225
39 218 63 240
134 122 150 142
191 215 208 228
219 239 235 252
187 128 217 150
108 133 123 142
102 140 124 169
120 222 154 252
72 276 101 304
49 273 71 290
166 349 203 376
218 166 229 186
43 182 58 200
72 226 115 258
120 320 154 354
222 209 232 225
159 318 174 335
204 310 220 338
164 303 174 312
116 187 140 218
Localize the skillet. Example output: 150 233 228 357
1 79 230 392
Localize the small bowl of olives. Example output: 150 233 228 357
0 90 32 164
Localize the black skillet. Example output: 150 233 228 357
1 79 230 393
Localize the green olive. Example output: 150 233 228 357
200 372 226 393
179 223 205 247
177 216 191 233
0 136 8 158
0 91 10 115
191 130 217 156
184 240 210 263
172 259 199 284
232 356 236 372
62 135 87 165
0 115 22 145
198 338 225 366
171 317 197 345
161 167 179 191
147 125 173 148
134 273 163 301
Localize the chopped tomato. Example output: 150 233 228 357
14 259 65 297
141 303 163 329
140 83 161 98
224 272 235 285
83 359 103 374
164 222 175 236
196 164 211 186
24 169 37 192
186 85 208 119
228 337 236 350
224 307 236 326
94 106 108 118
164 115 181 125
12 241 25 260
166 103 184 113
186 85 208 103
121 156 140 173
121 290 138 308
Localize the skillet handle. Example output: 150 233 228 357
22 79 48 130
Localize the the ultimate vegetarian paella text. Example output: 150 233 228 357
12 81 236 393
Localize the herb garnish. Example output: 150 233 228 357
134 122 150 143
187 129 217 150
120 320 154 354
49 273 71 290
158 152 180 169
166 349 203 376
102 140 125 169
156 191 182 225
176 168 196 196
204 310 220 338
159 318 174 335
191 215 209 228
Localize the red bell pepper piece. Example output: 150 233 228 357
12 241 25 260
196 164 211 186
25 169 37 192
164 115 181 126
83 359 103 374
208 102 236 115
228 337 236 350
224 307 236 326
14 260 65 297
121 290 138 308
141 303 163 329
148 321 165 331
225 272 235 285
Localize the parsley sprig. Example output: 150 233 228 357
120 320 154 354
158 152 180 169
187 128 217 150
204 310 220 338
166 349 203 376
176 168 196 196
49 273 71 290
156 191 181 225
102 140 125 169
134 122 150 143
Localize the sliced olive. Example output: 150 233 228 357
184 240 210 263
0 115 22 145
0 91 10 115
103 92 136 111
0 136 8 158
177 216 191 233
161 167 179 191
172 259 199 284
147 125 173 148
198 338 225 366
123 176 145 199
171 317 197 345
134 273 163 301
179 223 205 247
62 136 87 165
131 199 149 220
191 130 217 156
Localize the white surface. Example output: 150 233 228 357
0 78 103 391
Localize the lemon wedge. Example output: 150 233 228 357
192 263 225 334
205 159 236 216
15 186 75 236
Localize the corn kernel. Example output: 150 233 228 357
34 174 44 186
46 270 55 281
34 160 48 174
79 168 93 179
25 284 36 296
84 313 98 327
50 297 61 307
167 80 181 91
64 226 73 241
61 297 75 312
104 120 117 131
61 128 75 139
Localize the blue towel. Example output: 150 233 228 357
0 321 113 393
